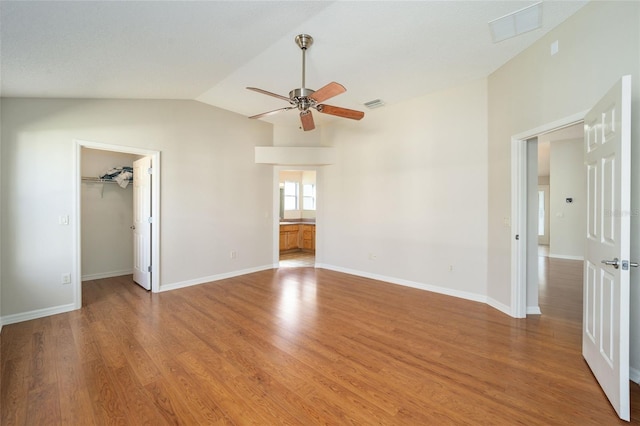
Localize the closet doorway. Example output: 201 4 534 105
74 140 160 307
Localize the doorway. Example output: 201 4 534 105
80 148 141 281
524 125 586 314
275 168 318 268
510 112 587 318
521 124 586 315
73 140 161 309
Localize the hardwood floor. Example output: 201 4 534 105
2 265 639 424
279 251 315 268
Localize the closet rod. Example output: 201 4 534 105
81 177 132 184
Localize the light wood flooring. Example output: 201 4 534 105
2 260 639 424
279 251 315 268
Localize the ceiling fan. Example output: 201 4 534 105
247 34 365 131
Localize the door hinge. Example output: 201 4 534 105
147 167 153 175
515 234 520 240
147 265 152 272
148 217 153 224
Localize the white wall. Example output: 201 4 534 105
488 1 640 373
549 138 586 259
81 148 139 280
319 78 489 301
0 98 274 320
273 124 323 147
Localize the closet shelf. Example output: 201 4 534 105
82 177 132 184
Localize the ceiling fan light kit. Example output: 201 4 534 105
247 34 364 131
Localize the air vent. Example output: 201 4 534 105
489 2 542 43
364 99 385 109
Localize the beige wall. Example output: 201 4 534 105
320 78 489 301
1 99 273 318
549 138 586 259
488 1 640 371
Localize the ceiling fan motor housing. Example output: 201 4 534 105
289 88 315 111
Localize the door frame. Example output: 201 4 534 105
510 111 587 318
272 165 321 267
74 139 161 308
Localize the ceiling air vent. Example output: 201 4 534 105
363 99 385 109
489 2 542 43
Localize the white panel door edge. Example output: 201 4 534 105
582 75 631 421
133 156 152 290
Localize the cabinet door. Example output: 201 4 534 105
288 229 299 249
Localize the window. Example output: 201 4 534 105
284 181 298 210
303 183 316 210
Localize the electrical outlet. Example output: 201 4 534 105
368 253 377 261
61 273 71 284
449 265 454 272
230 250 237 259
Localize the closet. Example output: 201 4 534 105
81 148 141 280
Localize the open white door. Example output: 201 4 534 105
133 156 152 290
583 75 631 421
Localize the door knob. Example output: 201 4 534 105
130 225 136 230
601 258 620 269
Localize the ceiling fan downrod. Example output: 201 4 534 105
295 34 313 89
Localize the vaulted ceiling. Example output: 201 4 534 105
0 1 587 129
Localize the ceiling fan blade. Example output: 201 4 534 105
249 107 294 119
309 82 346 103
300 110 315 131
316 104 365 120
246 87 290 102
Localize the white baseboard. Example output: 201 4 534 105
630 367 640 385
316 263 489 305
0 303 77 327
486 297 513 317
548 253 584 261
82 269 133 281
160 264 274 292
527 306 542 315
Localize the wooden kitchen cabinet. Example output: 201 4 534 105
279 223 315 253
279 224 300 252
301 224 316 253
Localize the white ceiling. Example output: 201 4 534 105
0 1 587 129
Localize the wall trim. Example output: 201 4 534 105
486 297 513 317
315 263 500 309
1 303 76 327
548 254 584 261
81 270 134 281
630 367 640 385
159 264 274 293
527 306 542 315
